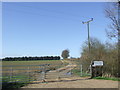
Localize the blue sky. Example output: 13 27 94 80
2 2 115 58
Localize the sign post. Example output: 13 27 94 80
90 61 104 78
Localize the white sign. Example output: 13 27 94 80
92 61 103 67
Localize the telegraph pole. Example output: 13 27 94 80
82 18 93 78
82 18 93 53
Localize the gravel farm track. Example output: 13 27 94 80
22 60 119 88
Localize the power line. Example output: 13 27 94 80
7 3 83 19
3 3 93 23
4 8 80 23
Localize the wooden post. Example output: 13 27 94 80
14 69 16 83
90 65 93 78
70 64 72 77
57 70 60 80
28 67 30 82
42 65 46 82
90 61 93 78
80 64 82 76
39 65 41 80
10 67 13 82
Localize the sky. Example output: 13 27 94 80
2 2 116 58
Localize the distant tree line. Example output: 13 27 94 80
2 56 60 61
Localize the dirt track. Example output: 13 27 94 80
22 60 119 88
22 77 118 88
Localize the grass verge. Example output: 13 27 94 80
71 69 91 77
2 82 29 89
2 75 31 88
93 76 120 81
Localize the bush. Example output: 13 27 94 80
80 37 118 77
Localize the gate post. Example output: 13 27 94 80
28 66 30 82
80 64 83 76
10 67 13 82
42 65 46 82
57 70 60 81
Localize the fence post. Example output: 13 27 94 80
14 69 16 83
70 64 72 77
39 65 41 80
90 65 92 78
42 65 46 82
90 63 93 78
57 70 60 80
80 64 82 76
10 67 13 82
28 66 30 82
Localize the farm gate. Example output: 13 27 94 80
2 61 92 85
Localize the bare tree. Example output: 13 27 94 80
104 1 120 77
104 2 120 39
81 37 118 77
61 49 70 59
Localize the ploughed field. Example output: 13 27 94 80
2 60 67 73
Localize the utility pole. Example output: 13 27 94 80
82 18 93 78
82 18 93 53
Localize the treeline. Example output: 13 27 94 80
2 56 60 61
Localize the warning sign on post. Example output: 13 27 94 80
92 61 103 67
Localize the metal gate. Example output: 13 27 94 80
44 60 91 82
2 60 91 85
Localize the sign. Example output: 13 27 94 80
92 61 103 67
